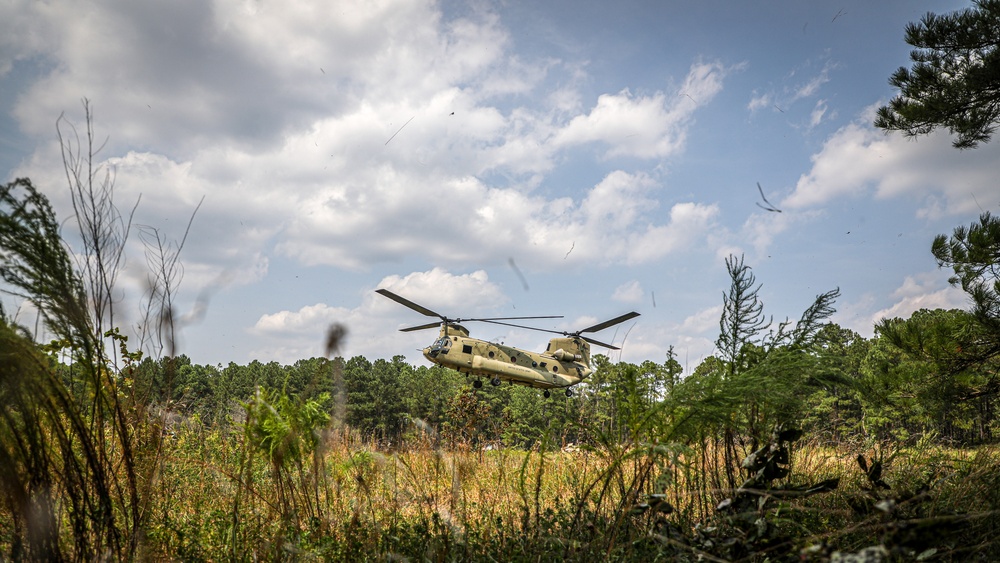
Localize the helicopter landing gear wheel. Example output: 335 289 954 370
473 379 483 389
565 389 573 397
543 390 551 398
491 377 502 387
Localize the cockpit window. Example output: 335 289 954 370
430 337 451 353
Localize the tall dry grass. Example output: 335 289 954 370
124 412 1000 561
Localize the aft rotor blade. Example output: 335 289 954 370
399 321 444 332
376 289 442 318
480 321 621 349
581 335 620 350
580 311 640 334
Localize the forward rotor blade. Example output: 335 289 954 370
399 322 444 332
376 289 442 318
580 311 640 334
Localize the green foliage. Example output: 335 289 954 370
502 385 567 447
874 0 1000 148
0 178 148 559
0 315 76 560
246 387 331 468
800 324 870 442
717 254 770 375
0 178 93 357
674 254 842 490
343 355 410 444
854 211 1000 443
934 212 1000 332
443 388 510 446
868 309 998 443
707 427 840 560
402 364 464 425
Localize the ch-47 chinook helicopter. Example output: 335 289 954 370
377 288 639 397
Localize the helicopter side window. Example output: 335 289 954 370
462 344 473 354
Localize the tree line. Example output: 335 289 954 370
111 300 998 451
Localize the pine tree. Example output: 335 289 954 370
933 211 1000 331
717 254 769 379
874 0 1000 148
708 255 840 489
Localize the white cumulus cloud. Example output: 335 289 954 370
612 280 644 303
784 111 1000 216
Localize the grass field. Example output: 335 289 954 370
117 421 1000 561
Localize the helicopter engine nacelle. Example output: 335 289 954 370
552 348 581 362
547 336 590 366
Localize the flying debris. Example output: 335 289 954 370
385 116 415 145
508 257 529 291
756 182 783 213
325 323 348 357
564 242 575 259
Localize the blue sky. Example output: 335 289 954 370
1 0 994 372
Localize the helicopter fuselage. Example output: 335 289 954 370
374 287 637 395
423 325 592 390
